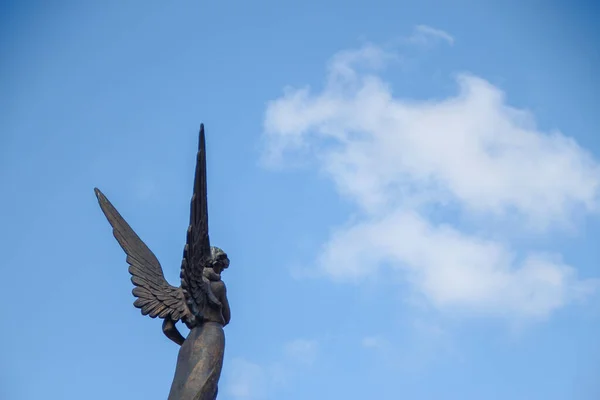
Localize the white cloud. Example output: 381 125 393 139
362 335 389 350
408 24 455 46
262 38 600 320
225 339 318 399
319 210 597 318
362 323 461 373
283 339 318 365
225 358 267 399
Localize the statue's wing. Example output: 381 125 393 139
180 124 215 319
95 188 190 322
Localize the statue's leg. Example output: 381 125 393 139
168 322 225 400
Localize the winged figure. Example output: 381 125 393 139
95 124 230 400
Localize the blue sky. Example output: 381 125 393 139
1 1 600 399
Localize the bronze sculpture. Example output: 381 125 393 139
95 124 231 400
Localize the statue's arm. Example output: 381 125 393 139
162 318 186 346
203 274 222 306
221 283 231 327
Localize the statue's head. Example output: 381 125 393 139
210 246 230 272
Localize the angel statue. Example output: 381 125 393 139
94 124 231 400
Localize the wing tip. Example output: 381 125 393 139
94 187 105 202
199 123 205 150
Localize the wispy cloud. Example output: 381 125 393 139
225 358 267 399
362 335 389 350
224 338 319 399
262 32 600 321
362 321 459 373
283 339 319 365
408 24 455 46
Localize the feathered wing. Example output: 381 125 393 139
180 124 215 322
95 188 190 322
